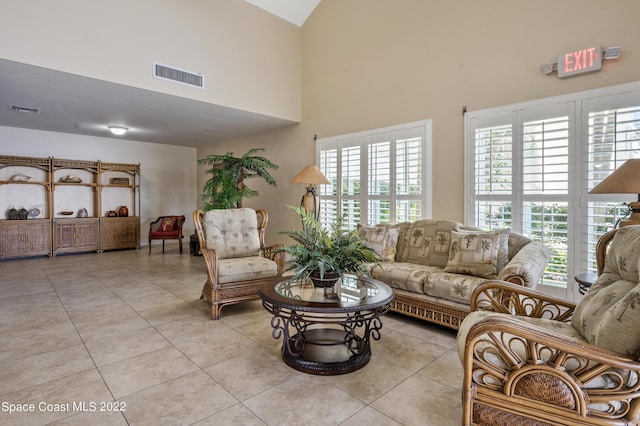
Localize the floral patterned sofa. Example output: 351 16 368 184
358 219 550 329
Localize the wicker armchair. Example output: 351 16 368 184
193 208 285 320
458 226 640 426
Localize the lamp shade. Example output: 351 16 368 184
589 159 640 195
290 165 330 185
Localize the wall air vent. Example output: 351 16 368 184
153 62 204 89
9 105 40 113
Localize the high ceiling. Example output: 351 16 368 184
0 1 321 148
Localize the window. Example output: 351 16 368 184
317 120 431 229
465 81 640 295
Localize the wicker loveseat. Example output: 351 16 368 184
358 219 550 329
457 226 640 425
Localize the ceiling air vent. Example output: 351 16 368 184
153 62 204 89
9 105 40 113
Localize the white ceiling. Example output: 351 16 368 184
246 0 321 26
0 1 321 148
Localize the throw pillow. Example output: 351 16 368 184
357 224 401 262
159 217 176 232
455 228 511 272
443 229 509 279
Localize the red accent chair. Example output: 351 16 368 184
149 215 185 254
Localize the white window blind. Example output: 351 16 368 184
466 81 640 296
317 120 431 229
585 102 640 272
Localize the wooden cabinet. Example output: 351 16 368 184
0 220 51 259
0 155 141 260
99 162 140 251
101 217 140 250
54 218 99 254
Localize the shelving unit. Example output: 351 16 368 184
0 155 52 259
0 155 141 260
99 162 140 251
52 158 100 255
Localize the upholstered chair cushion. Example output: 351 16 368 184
203 208 261 259
444 229 509 278
358 224 401 261
572 225 640 355
217 256 278 284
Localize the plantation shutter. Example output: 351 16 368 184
316 120 431 230
584 93 640 272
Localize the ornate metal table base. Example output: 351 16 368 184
266 307 386 375
259 276 394 376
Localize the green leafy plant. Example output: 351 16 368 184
198 148 278 210
279 207 380 281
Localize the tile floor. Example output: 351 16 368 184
0 246 463 425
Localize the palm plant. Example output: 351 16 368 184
198 148 278 210
279 207 380 282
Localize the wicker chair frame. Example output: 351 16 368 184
461 228 640 426
193 209 285 320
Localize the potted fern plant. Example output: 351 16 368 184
280 207 380 287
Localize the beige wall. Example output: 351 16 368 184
1 0 301 121
198 0 640 245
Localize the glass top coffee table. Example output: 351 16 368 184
259 274 394 375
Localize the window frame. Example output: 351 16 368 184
464 80 640 299
316 119 432 228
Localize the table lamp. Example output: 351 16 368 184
290 165 330 220
589 158 640 227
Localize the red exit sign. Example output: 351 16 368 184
557 45 602 78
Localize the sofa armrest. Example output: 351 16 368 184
497 241 550 287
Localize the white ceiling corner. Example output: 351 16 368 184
245 0 321 27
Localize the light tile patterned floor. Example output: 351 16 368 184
0 247 463 425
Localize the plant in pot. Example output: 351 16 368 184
280 207 380 288
198 148 278 210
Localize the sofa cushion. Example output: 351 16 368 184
357 224 401 261
572 225 640 355
425 271 489 304
443 229 509 279
203 208 261 259
371 262 441 294
400 220 460 268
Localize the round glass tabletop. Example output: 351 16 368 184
261 274 394 312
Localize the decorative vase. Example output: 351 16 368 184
7 207 18 220
117 206 128 217
309 270 340 288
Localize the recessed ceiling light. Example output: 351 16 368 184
108 126 128 136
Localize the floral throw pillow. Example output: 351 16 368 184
159 217 176 232
443 229 509 279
